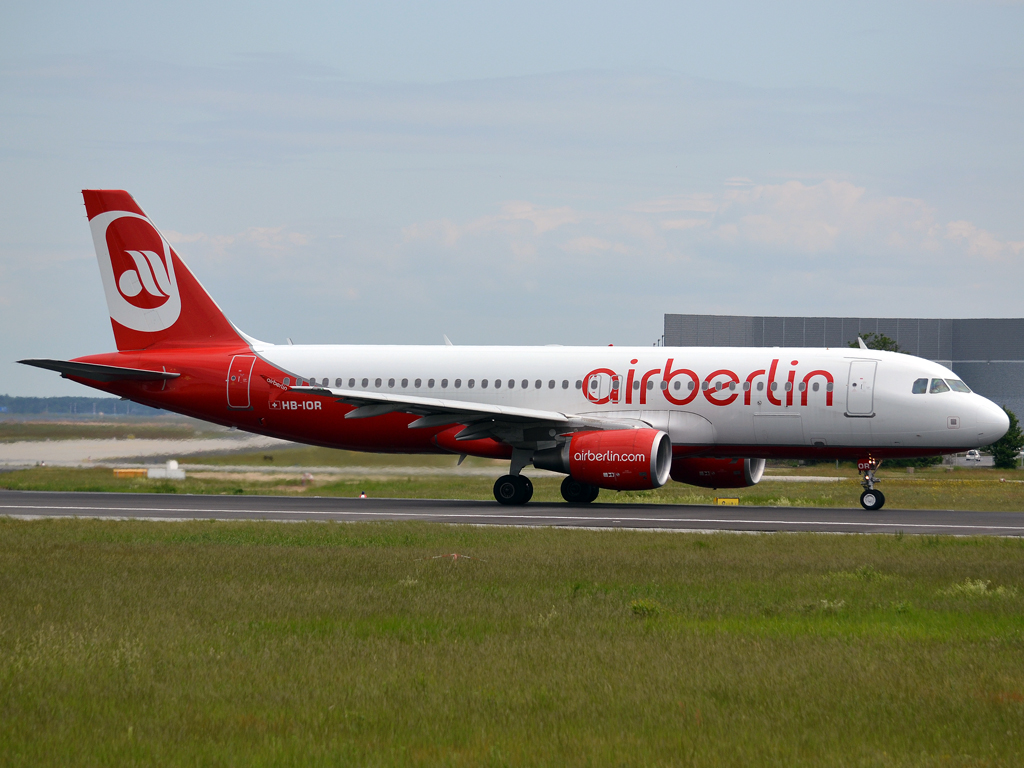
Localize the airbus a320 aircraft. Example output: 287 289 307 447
20 191 1010 510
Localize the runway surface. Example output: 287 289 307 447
2 490 1023 535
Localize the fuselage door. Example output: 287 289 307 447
585 371 617 404
846 360 877 416
227 355 256 409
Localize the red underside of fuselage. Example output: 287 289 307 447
68 349 963 464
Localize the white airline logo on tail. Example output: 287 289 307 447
119 250 173 299
90 211 181 332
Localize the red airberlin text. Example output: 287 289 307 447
581 359 834 408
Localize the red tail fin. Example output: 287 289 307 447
83 190 243 351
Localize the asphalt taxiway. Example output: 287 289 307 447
2 490 1022 535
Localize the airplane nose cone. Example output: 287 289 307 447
975 398 1009 444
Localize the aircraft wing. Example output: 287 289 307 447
287 384 647 441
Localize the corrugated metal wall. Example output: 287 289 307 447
663 315 1024 415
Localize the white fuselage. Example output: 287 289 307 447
255 343 1009 454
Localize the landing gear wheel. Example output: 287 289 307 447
561 476 599 504
494 475 531 506
519 476 534 503
860 489 885 511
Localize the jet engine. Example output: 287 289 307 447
533 429 672 491
670 457 765 489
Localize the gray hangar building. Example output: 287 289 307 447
661 314 1024 419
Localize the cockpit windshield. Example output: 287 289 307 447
912 377 970 394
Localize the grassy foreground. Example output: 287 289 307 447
4 465 1024 511
1 519 1022 766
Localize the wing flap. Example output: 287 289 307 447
289 385 571 424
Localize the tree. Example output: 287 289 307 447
987 406 1023 470
848 333 901 353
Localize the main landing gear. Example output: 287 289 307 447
858 457 885 511
560 476 600 504
493 475 533 506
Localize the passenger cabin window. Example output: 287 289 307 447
947 379 972 393
912 378 928 394
401 378 408 388
930 378 950 394
348 378 355 387
335 378 342 387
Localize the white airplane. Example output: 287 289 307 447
20 190 1010 510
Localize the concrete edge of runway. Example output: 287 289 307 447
2 489 1023 536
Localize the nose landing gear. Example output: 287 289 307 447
858 457 885 510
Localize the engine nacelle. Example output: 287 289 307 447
533 429 672 491
670 457 765 489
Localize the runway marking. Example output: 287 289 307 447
2 503 1024 532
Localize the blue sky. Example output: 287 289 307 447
2 1 1022 396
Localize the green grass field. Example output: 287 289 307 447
0 519 1021 766
0 420 205 442
3 465 1024 511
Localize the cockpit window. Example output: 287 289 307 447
947 379 971 393
912 378 928 394
930 378 950 394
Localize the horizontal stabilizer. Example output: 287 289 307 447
18 359 181 382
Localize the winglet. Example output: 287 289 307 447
443 335 453 346
857 336 868 350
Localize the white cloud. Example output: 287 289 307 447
164 226 310 259
944 220 1024 260
406 178 1021 262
